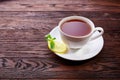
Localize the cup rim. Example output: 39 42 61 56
58 16 95 38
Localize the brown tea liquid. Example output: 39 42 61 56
61 20 91 36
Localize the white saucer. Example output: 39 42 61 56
49 27 104 61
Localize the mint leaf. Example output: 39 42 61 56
50 40 55 49
53 38 56 40
45 34 56 49
45 34 51 41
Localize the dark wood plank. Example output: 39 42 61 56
0 41 119 58
0 11 119 30
0 0 120 12
0 57 119 79
0 24 119 42
0 30 119 58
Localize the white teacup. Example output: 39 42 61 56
58 16 104 49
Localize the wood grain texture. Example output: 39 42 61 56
0 0 120 12
0 0 120 79
0 57 120 79
0 11 119 30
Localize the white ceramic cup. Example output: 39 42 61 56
58 16 104 49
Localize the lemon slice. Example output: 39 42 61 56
48 41 67 54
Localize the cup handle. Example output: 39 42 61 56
90 27 104 41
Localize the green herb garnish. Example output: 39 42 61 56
45 34 56 49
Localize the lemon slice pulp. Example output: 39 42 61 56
48 41 67 54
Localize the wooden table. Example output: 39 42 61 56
0 0 120 79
